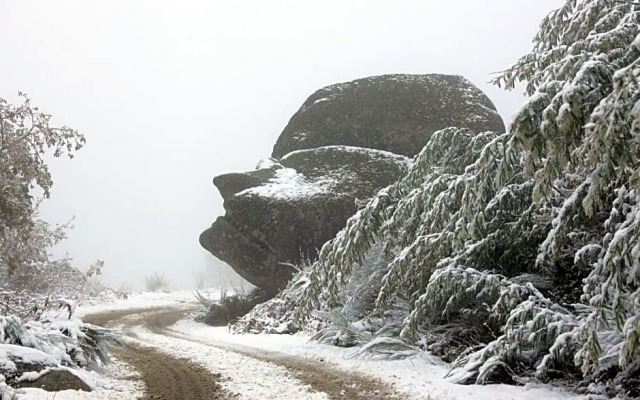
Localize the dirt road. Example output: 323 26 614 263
86 306 405 400
85 307 230 400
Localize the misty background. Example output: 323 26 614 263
0 0 562 289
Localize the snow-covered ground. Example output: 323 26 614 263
127 324 327 399
170 321 582 400
75 289 214 318
18 290 586 400
16 359 143 400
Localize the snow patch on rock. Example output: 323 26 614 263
238 167 335 200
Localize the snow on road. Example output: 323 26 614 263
128 323 327 399
171 320 582 400
18 290 586 399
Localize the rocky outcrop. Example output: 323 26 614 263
199 146 410 293
201 74 505 294
272 74 505 158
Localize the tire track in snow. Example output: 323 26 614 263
87 306 327 399
142 307 405 400
85 307 229 400
87 306 406 399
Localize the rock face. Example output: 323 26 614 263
200 147 410 294
272 74 504 158
201 74 505 293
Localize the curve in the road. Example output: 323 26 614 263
85 308 231 400
87 306 407 400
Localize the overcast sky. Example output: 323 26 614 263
0 0 564 289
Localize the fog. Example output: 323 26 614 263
0 0 563 289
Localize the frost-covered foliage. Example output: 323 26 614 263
196 286 270 326
0 95 122 396
238 0 640 395
0 259 122 395
233 259 315 334
0 93 85 274
0 315 123 367
1 259 110 319
232 293 299 334
0 315 123 382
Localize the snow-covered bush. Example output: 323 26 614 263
233 261 315 334
232 294 299 334
1 315 123 367
1 258 113 318
0 314 123 396
0 95 123 394
240 0 640 395
0 265 124 393
0 260 123 393
198 286 270 326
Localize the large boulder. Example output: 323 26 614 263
199 146 410 293
272 74 505 158
201 73 505 294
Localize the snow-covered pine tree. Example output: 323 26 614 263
283 0 640 392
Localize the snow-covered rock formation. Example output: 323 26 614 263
200 146 410 294
200 74 505 295
272 73 505 158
